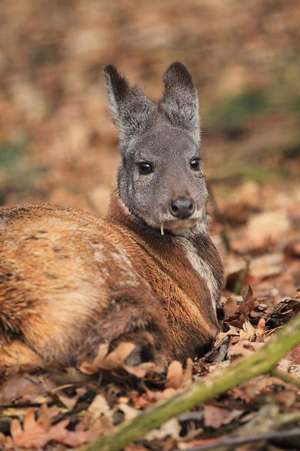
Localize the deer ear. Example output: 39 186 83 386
160 62 200 144
103 65 156 149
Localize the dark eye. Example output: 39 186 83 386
190 157 200 171
137 162 154 175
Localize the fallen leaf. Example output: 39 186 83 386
166 361 184 389
228 340 262 359
222 296 240 321
239 320 256 341
285 240 300 258
146 418 180 440
290 344 300 365
266 298 300 329
117 403 139 421
244 210 290 250
88 394 112 422
203 404 242 428
0 375 52 404
10 407 68 449
80 342 135 374
250 253 284 279
55 387 86 409
124 361 161 378
275 390 297 408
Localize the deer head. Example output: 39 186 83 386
104 62 207 235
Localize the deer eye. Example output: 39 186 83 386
137 162 154 175
190 157 200 171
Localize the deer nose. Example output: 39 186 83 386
169 197 195 219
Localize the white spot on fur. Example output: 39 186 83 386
177 237 218 316
111 250 141 287
0 217 7 231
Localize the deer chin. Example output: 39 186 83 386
159 216 207 236
161 218 201 235
142 208 207 236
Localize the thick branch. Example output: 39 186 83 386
82 314 300 451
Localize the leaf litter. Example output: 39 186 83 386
0 145 299 449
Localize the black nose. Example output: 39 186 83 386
169 197 195 219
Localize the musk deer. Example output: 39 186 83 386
0 63 223 374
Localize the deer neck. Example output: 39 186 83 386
107 191 223 317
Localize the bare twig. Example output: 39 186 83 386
181 428 300 451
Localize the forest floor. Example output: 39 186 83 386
0 1 300 449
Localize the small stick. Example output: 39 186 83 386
182 428 300 451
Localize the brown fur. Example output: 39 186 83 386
0 193 223 374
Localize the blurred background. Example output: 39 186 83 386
0 1 299 296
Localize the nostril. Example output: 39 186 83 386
170 198 195 219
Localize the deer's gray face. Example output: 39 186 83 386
104 62 208 234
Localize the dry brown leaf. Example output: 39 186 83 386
256 317 266 341
10 407 69 449
59 424 103 447
228 340 262 359
124 361 161 378
223 296 240 321
239 320 256 341
224 254 247 279
244 376 286 399
103 342 136 369
215 325 240 347
166 360 184 389
222 289 256 327
182 358 193 387
56 387 86 409
88 394 112 422
146 418 180 440
289 365 300 378
290 344 300 365
80 341 163 378
80 342 135 374
285 240 300 258
9 405 104 449
275 390 297 408
117 403 139 421
0 375 51 405
203 404 242 428
153 387 178 401
79 343 109 374
244 210 290 249
250 253 284 279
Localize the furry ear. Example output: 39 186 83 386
159 62 200 144
103 65 156 149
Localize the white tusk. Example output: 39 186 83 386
160 224 164 236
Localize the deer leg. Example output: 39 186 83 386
78 288 172 368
